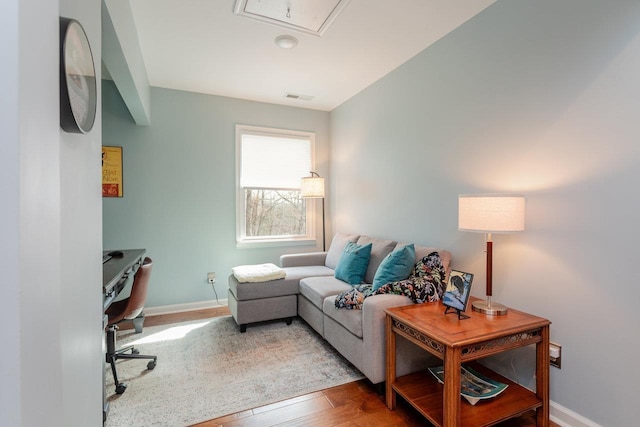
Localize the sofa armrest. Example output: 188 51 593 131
279 252 327 268
363 296 438 384
362 294 413 340
360 294 414 383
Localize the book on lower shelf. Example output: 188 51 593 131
428 365 508 405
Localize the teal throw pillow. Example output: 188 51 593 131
334 242 372 285
372 244 416 291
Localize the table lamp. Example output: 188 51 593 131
301 171 326 251
458 194 525 315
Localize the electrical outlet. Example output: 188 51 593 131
550 342 561 369
207 272 216 284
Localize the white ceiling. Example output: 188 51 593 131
129 0 496 111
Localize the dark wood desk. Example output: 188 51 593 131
102 248 145 422
103 249 146 311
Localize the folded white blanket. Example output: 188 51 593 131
232 263 286 283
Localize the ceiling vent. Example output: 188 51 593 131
285 93 314 101
234 0 350 36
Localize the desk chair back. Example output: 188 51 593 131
105 256 156 395
107 257 153 325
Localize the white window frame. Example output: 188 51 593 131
235 124 316 248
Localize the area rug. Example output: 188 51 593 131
105 316 364 426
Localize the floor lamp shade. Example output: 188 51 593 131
458 194 525 315
300 176 325 198
301 172 326 251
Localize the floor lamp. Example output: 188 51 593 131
301 172 326 251
458 194 525 315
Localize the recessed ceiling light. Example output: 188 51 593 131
274 35 298 49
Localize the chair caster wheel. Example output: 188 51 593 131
131 348 140 355
115 383 127 395
147 360 156 370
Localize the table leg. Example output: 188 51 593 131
536 325 550 426
385 314 397 409
443 346 462 427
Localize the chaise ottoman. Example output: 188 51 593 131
227 263 334 332
227 274 297 333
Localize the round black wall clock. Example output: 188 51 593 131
59 17 97 134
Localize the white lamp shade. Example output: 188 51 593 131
300 177 325 198
458 194 525 233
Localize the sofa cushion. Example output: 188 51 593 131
356 236 397 284
299 276 352 309
372 244 415 291
397 242 452 277
334 242 372 285
323 296 363 338
325 232 360 269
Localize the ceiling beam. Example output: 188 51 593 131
102 0 150 126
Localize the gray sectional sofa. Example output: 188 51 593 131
228 232 452 386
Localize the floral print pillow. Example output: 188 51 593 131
334 252 446 309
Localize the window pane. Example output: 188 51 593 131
244 189 306 237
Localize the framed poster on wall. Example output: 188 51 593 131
102 146 123 197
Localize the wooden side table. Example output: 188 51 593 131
385 297 550 427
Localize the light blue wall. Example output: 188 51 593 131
103 82 330 307
330 1 640 426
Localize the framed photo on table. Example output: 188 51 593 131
443 270 473 319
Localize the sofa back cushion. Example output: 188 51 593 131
396 242 452 278
325 233 360 269
356 236 397 284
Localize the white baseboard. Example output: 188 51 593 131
144 299 228 317
550 400 601 427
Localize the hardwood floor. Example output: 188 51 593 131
117 306 232 331
191 380 428 427
128 308 557 427
190 380 550 427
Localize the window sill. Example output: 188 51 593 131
236 238 317 250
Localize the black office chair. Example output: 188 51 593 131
105 257 157 395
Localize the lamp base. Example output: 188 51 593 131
472 299 508 316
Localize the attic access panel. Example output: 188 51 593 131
234 0 350 36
